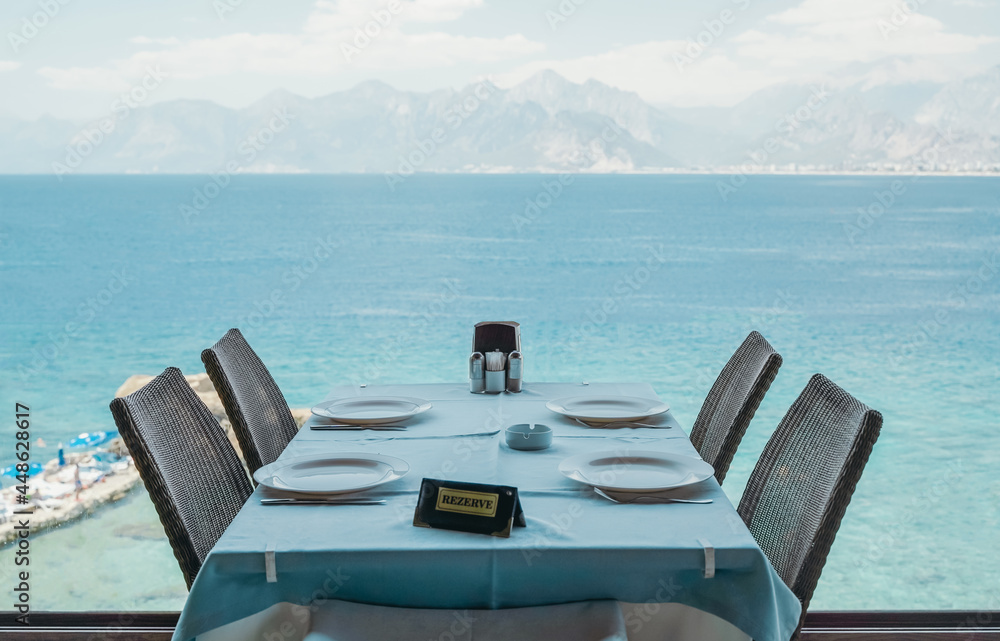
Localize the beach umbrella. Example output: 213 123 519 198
68 431 117 448
1 462 43 478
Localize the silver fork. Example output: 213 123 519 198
593 488 712 504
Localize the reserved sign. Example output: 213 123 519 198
436 488 499 517
414 478 525 538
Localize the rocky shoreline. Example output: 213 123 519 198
0 461 141 546
0 373 309 546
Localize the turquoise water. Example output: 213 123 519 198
1 174 998 611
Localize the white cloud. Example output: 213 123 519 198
0 61 21 72
28 0 998 111
849 58 968 89
495 0 997 107
402 0 484 22
38 66 138 92
39 0 542 91
305 0 483 30
739 0 996 63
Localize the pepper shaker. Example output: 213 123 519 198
469 352 485 393
507 351 522 393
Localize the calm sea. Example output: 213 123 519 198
0 174 997 611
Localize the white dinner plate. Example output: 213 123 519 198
253 453 409 495
311 396 432 424
546 395 669 424
558 450 714 492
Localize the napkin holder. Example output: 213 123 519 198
471 322 522 393
413 478 526 538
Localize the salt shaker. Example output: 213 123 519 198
507 351 522 393
469 352 485 394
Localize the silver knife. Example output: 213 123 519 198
310 424 408 431
260 498 386 505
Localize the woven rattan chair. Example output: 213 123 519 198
109 367 253 588
202 328 299 475
738 373 882 640
689 331 782 484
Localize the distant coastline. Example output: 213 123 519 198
5 70 999 177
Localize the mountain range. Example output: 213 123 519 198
2 62 999 175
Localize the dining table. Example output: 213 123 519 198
174 382 801 641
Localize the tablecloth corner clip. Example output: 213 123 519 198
697 537 715 579
265 541 278 583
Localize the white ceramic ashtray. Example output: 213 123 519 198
505 423 553 451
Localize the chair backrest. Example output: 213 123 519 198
201 328 299 475
109 367 253 588
689 331 782 484
738 373 882 637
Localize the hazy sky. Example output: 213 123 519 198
1 0 998 121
